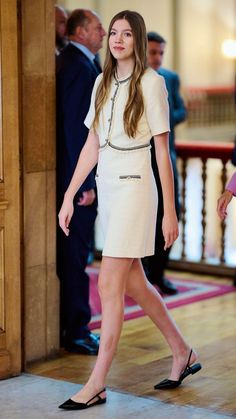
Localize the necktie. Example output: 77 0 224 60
93 57 102 74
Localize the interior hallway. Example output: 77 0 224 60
0 2 235 418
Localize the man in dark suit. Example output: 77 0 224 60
55 5 68 56
56 9 106 354
142 32 187 295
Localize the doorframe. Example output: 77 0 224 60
0 0 22 378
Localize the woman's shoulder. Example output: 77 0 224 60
95 72 103 85
141 67 165 88
91 73 103 95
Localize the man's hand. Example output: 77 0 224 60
77 189 96 206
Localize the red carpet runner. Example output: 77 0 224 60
87 266 236 330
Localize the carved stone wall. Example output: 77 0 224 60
21 0 59 363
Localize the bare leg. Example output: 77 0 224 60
125 259 197 380
71 256 133 402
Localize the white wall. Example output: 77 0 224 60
178 0 236 86
61 0 95 11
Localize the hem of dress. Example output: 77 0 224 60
102 250 154 258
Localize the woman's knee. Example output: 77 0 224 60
98 257 133 300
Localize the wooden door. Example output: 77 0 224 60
0 0 22 378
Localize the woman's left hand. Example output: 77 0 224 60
162 212 179 250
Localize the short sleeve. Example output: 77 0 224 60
144 72 170 136
84 73 103 129
226 172 236 196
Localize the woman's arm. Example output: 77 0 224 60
153 132 179 249
58 130 99 235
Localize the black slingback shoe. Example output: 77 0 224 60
58 388 106 410
154 349 202 390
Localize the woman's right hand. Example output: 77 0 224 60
58 197 74 236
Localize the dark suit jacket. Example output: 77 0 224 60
56 43 100 204
158 67 187 167
150 68 187 219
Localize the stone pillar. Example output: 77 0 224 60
21 0 59 363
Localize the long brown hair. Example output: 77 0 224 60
93 10 148 138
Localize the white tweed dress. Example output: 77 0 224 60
84 67 170 258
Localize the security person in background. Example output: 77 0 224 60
142 32 187 295
56 9 106 353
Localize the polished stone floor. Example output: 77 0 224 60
0 374 232 419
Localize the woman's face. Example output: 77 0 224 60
109 19 134 62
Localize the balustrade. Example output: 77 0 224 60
170 140 236 280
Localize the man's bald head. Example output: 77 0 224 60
66 9 96 36
66 9 106 55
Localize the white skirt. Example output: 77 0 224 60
96 144 158 258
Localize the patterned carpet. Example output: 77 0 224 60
87 266 236 330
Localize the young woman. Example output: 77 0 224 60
58 10 201 411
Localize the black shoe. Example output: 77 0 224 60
64 332 100 355
154 349 202 390
59 388 106 410
155 277 178 295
